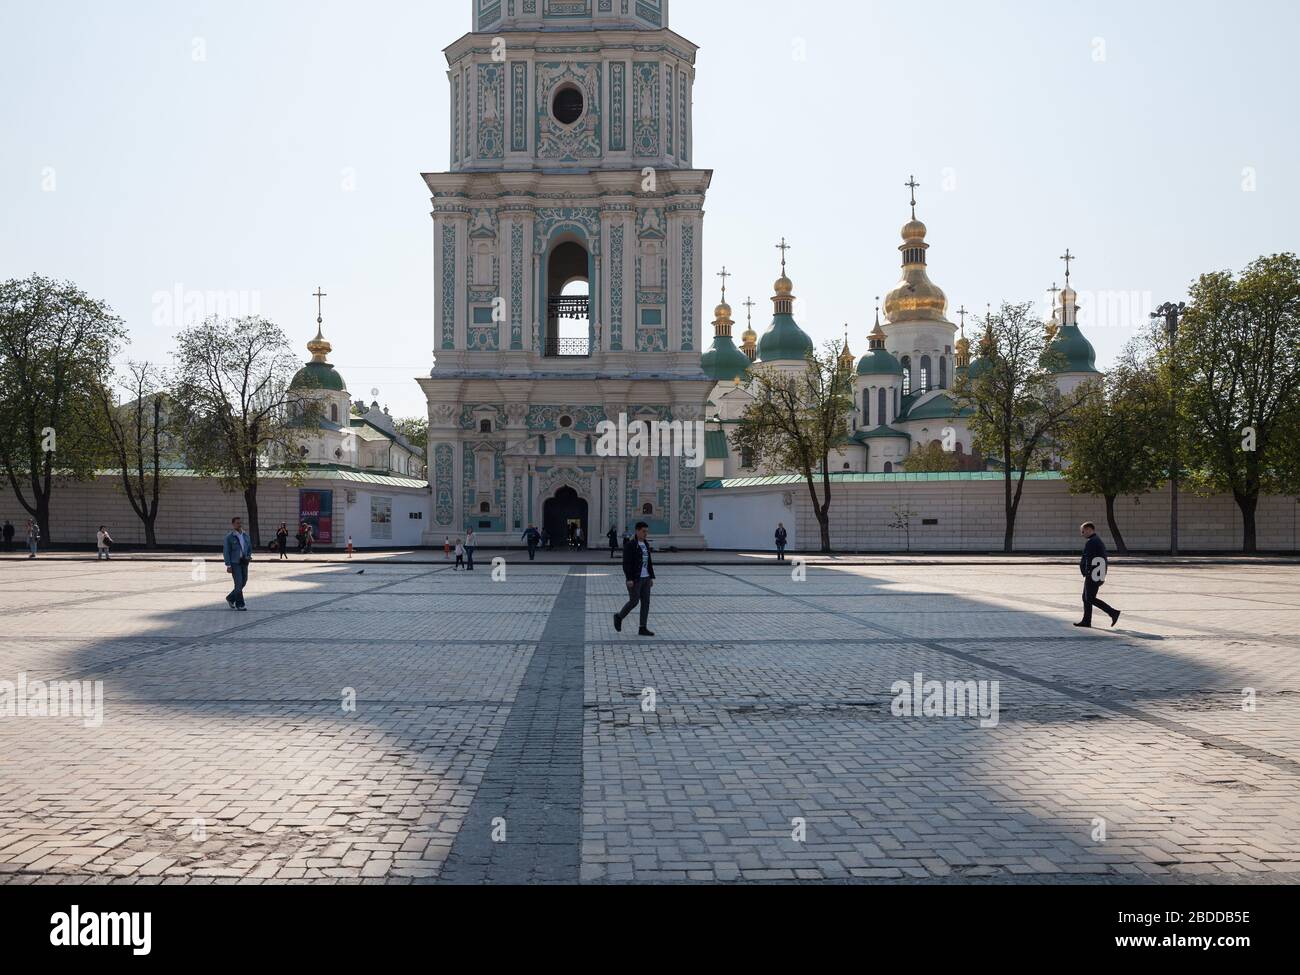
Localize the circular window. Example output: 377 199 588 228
559 415 573 429
552 86 584 125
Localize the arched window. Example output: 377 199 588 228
877 388 887 426
584 435 593 455
740 447 755 469
330 404 339 423
939 356 947 389
537 436 547 455
863 390 871 422
884 461 893 474
901 356 912 396
920 355 931 394
479 502 491 514
480 419 492 433
894 386 899 417
642 502 654 516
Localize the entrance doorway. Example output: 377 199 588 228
543 486 588 549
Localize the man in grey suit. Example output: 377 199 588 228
614 521 656 637
223 516 252 611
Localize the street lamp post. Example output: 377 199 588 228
1152 301 1187 556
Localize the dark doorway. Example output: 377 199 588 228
543 486 588 548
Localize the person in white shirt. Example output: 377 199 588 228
96 526 113 560
613 521 656 637
454 539 466 571
465 529 477 571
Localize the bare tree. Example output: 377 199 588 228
955 301 1084 552
97 361 172 548
170 316 320 546
731 342 855 553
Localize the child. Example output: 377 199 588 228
453 538 465 570
347 536 354 559
443 536 451 560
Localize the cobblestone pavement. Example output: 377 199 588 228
0 555 1297 884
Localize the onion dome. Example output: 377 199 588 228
701 293 753 383
291 318 347 392
856 305 904 376
1045 285 1100 374
883 179 949 324
757 244 815 363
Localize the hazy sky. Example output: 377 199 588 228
2 0 1295 419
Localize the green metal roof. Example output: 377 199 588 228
93 467 428 490
856 347 904 376
901 392 973 420
699 471 1066 489
700 333 753 382
757 313 814 362
1046 324 1101 374
852 424 910 442
291 360 347 392
704 429 730 460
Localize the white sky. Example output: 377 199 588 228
2 0 1295 419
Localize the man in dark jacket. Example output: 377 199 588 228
607 526 619 559
1076 522 1120 628
614 521 655 637
522 525 541 561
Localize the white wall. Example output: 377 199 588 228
700 489 796 551
345 489 430 548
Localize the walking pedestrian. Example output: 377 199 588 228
96 525 113 560
276 523 289 560
1075 522 1121 629
465 529 477 571
2 520 13 552
347 535 354 559
223 516 252 611
575 525 584 551
453 538 465 571
295 524 306 554
775 522 788 562
304 524 315 554
607 526 619 560
443 536 451 560
25 520 39 559
613 522 656 637
522 525 541 561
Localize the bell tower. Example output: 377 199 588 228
417 0 714 548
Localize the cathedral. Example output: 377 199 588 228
700 193 1102 477
416 0 1104 546
417 0 712 548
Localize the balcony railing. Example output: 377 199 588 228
544 336 591 358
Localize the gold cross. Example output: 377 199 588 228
775 237 791 272
312 287 327 325
905 175 920 218
717 266 731 302
743 296 756 325
1059 249 1075 284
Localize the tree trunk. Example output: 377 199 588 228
1003 470 1016 553
143 516 158 549
1105 494 1127 554
818 509 831 554
37 496 51 548
244 485 261 547
1235 490 1259 554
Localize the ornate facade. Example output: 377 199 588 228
419 0 713 546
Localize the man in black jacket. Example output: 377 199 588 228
614 521 655 637
1076 522 1121 629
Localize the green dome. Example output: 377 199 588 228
701 334 753 382
856 347 904 376
291 361 347 392
757 313 814 363
1046 325 1100 375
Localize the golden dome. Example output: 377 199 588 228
714 301 733 322
902 218 927 240
883 273 948 323
773 275 794 296
956 334 971 355
307 327 332 363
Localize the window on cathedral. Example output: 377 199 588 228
877 388 887 426
740 448 754 469
559 415 573 428
538 436 546 455
920 356 931 393
884 462 893 474
939 356 947 389
901 357 911 396
552 85 584 125
642 503 654 516
480 502 491 514
480 419 492 433
330 404 339 423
